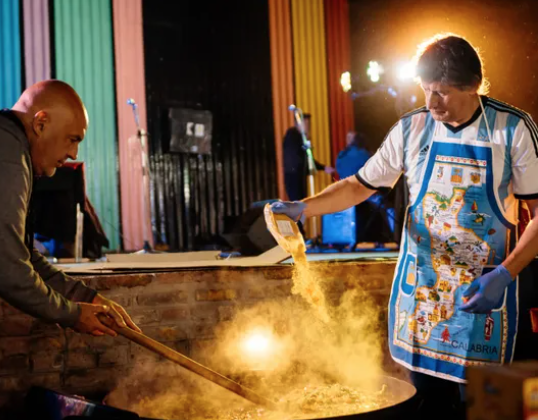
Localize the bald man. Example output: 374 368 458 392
0 80 140 337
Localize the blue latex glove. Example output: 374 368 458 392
459 265 513 314
270 201 307 224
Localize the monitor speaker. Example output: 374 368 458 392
221 201 279 255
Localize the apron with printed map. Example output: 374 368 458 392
388 122 518 383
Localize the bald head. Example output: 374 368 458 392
12 80 88 177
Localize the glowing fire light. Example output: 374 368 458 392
367 61 383 83
244 333 270 354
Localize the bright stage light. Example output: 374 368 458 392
397 61 416 81
367 61 383 83
340 71 352 93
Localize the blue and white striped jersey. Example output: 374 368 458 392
357 97 538 225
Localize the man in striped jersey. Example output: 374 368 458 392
271 34 538 419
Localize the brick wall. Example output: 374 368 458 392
0 260 399 409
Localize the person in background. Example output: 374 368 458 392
0 79 140 337
336 131 394 242
335 131 371 179
283 113 335 201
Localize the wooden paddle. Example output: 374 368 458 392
97 314 277 409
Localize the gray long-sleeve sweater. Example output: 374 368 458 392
0 110 96 327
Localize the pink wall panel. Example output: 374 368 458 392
112 0 152 251
23 0 51 87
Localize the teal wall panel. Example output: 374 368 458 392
0 0 22 108
54 0 119 249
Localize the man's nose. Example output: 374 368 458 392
68 145 79 160
426 93 439 109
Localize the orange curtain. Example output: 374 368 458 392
324 0 354 165
268 0 294 200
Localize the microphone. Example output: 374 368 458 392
288 104 297 111
127 98 140 130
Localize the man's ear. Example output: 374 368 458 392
32 111 48 137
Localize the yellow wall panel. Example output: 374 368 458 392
291 0 332 194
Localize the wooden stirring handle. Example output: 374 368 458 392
97 314 277 409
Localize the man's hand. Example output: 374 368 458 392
270 201 306 224
74 303 118 336
93 294 141 333
460 265 513 314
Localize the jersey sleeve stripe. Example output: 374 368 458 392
487 101 538 157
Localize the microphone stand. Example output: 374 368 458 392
127 99 152 254
289 104 317 239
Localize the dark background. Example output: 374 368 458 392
350 0 538 152
143 0 277 251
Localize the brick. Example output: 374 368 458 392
64 367 127 392
192 324 215 338
217 306 236 321
0 337 30 356
130 309 162 325
30 336 65 353
130 339 190 364
0 317 34 336
67 349 97 369
247 288 265 299
262 267 293 280
161 307 190 321
195 289 238 302
25 373 62 390
248 284 291 300
90 273 154 291
153 271 200 284
67 331 129 351
190 305 217 322
266 284 292 298
0 355 29 375
30 321 63 335
144 325 189 342
130 342 159 363
29 336 65 372
98 346 129 367
30 350 64 372
137 290 188 306
0 376 24 392
343 274 391 292
98 293 132 308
